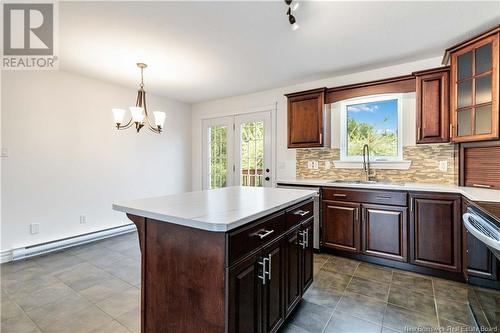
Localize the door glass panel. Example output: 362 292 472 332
457 109 472 136
476 74 492 104
240 121 264 187
458 51 473 80
457 79 472 108
208 125 228 189
475 104 492 135
475 43 492 74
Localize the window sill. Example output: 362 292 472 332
333 160 412 170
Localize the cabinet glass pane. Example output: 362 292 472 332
476 75 492 104
475 104 492 135
457 109 472 136
458 51 472 80
475 43 492 74
457 79 472 108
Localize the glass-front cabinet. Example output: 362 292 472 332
449 27 499 142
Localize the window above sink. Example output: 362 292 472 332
339 94 403 162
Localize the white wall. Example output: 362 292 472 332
191 57 443 190
1 70 191 252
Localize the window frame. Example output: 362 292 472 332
339 93 404 162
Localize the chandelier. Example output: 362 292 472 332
112 63 166 134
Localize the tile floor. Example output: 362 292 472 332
283 254 499 333
1 232 141 333
0 232 498 333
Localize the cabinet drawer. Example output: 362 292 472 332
227 212 286 265
286 201 314 229
323 188 407 206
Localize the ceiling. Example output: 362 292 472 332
59 1 500 103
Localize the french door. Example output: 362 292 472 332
202 111 273 190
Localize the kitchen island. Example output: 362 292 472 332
113 186 317 333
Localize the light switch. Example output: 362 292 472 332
1 148 8 157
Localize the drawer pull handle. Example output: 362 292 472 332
376 196 391 200
255 229 275 239
293 210 310 217
333 194 347 198
472 184 492 188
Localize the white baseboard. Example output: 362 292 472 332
1 224 136 264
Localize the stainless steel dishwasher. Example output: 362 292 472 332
276 183 320 250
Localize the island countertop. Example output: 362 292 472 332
113 186 317 232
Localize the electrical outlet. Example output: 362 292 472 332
312 161 319 169
438 161 448 172
30 224 39 234
80 215 87 224
307 161 313 169
324 161 331 170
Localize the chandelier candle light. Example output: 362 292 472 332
112 63 166 134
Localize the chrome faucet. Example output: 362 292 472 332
362 144 375 182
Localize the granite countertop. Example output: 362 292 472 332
276 178 500 203
113 186 316 232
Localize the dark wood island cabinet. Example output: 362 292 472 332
113 187 316 333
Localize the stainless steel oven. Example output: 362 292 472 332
276 184 320 250
463 206 500 331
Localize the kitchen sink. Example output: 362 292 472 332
327 179 403 186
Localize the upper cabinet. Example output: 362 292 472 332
285 88 330 148
414 67 450 144
446 26 499 142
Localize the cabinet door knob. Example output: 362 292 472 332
265 177 270 181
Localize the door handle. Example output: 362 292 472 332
304 229 309 248
258 258 267 285
267 254 272 281
298 231 305 249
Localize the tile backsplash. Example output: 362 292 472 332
296 144 458 184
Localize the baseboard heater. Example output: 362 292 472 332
8 224 136 263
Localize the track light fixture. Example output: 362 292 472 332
285 0 299 31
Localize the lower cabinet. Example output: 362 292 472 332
322 200 406 261
262 238 284 333
361 204 407 262
228 202 314 333
322 189 461 273
284 218 314 317
284 228 301 315
228 253 262 333
322 201 361 252
409 192 461 272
